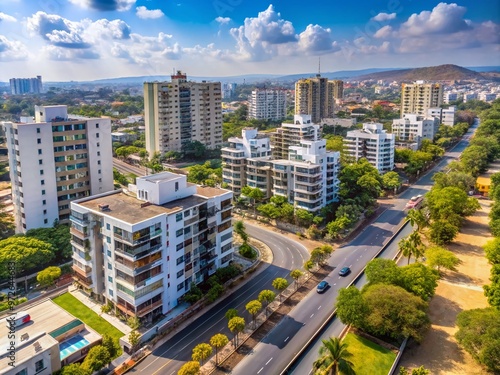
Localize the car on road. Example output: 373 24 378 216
338 267 351 276
405 194 423 209
316 280 329 293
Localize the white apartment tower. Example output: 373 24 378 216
70 172 233 323
222 128 272 196
345 123 395 173
270 114 319 159
392 114 439 142
295 75 335 123
401 81 443 117
3 105 113 233
144 71 223 155
248 89 287 121
428 106 456 126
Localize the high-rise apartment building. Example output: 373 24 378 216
70 172 233 324
332 80 344 99
392 114 439 141
144 72 223 155
3 105 113 232
9 76 43 95
400 81 443 117
428 106 456 126
222 82 237 99
270 114 319 159
295 74 335 123
345 123 395 173
248 89 287 121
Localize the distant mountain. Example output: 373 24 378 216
352 64 490 81
273 68 402 81
90 74 282 85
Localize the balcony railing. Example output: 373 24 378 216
137 300 163 317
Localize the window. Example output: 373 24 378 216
175 182 179 191
97 151 101 156
177 283 184 291
40 169 44 175
41 190 45 195
96 123 99 128
176 229 183 237
15 369 27 375
97 142 100 147
98 169 101 174
38 149 42 155
106 223 110 230
177 269 184 278
39 159 43 165
107 236 111 244
107 249 111 257
41 180 45 185
109 289 113 297
108 276 113 282
176 213 182 222
35 359 44 372
176 243 183 251
97 160 101 165
96 133 100 138
42 200 46 205
36 128 40 133
108 263 112 270
176 255 184 265
43 209 47 215
44 219 48 224
99 178 102 183
37 138 41 144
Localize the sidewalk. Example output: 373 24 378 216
69 287 132 335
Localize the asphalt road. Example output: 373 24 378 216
234 123 478 375
128 223 310 375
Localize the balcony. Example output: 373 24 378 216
137 300 163 317
72 264 92 277
70 227 89 239
73 273 93 288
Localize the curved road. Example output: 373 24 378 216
128 223 310 375
233 122 478 375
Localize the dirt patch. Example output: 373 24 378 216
211 266 332 374
398 199 493 374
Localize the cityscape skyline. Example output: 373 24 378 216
0 1 499 82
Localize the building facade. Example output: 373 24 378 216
3 105 113 233
428 106 456 126
70 172 233 324
400 81 443 117
392 114 439 142
345 123 395 173
332 80 344 99
270 115 319 159
295 75 335 123
144 72 223 155
248 89 287 121
9 76 43 95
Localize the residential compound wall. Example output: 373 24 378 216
144 71 223 155
401 81 443 117
248 89 287 121
70 172 233 323
295 75 336 123
345 123 395 173
3 105 113 233
222 115 340 213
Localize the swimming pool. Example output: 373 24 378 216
59 334 90 360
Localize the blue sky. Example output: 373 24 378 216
0 0 499 81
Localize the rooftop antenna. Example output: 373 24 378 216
317 57 321 78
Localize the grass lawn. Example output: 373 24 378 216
53 293 124 342
343 333 396 375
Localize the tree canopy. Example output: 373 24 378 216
0 237 54 278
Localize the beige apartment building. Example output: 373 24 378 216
295 74 336 123
270 114 319 159
144 72 223 156
400 81 443 117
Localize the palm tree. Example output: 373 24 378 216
406 208 428 234
399 232 424 264
313 337 355 375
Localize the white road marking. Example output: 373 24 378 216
266 358 273 365
284 336 289 342
333 283 336 286
310 314 314 318
318 305 322 310
258 367 264 374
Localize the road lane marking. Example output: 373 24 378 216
333 283 336 285
284 336 289 342
258 367 264 374
310 313 314 318
266 358 273 365
318 305 322 310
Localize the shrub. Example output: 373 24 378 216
239 243 257 259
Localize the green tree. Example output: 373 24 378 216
258 289 276 313
241 185 264 215
460 145 489 176
192 343 212 365
225 308 239 322
272 277 289 302
228 316 246 346
25 223 72 262
425 186 480 221
290 269 304 290
127 316 141 330
233 221 248 243
365 259 400 286
178 361 201 375
432 171 477 193
312 337 355 375
484 238 500 265
335 287 369 329
304 260 315 275
406 209 428 234
61 364 89 375
128 330 141 351
0 201 14 240
245 300 262 329
81 345 110 373
483 264 500 309
399 263 439 301
399 366 430 375
295 209 314 227
37 266 61 287
425 246 461 273
399 232 424 265
429 220 459 245
0 237 54 277
381 171 401 192
210 333 229 366
101 334 121 359
455 307 500 373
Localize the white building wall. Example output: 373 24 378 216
86 118 114 195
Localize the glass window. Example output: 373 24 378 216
38 149 42 155
109 289 113 296
35 360 44 372
106 223 110 230
177 283 183 291
37 138 41 144
39 159 43 165
177 269 184 278
108 263 112 270
176 229 183 237
41 190 45 195
36 128 40 133
108 276 113 282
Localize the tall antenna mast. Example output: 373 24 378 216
316 57 321 78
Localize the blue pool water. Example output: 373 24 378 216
59 335 90 360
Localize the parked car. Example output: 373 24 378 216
316 280 329 293
338 267 351 277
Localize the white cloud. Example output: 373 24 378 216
374 25 394 39
241 5 296 44
371 13 396 22
0 35 29 61
42 45 100 60
215 17 231 25
297 24 340 53
136 6 164 19
69 0 136 12
400 2 470 37
161 42 182 60
0 12 17 22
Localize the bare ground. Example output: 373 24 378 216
398 199 493 375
